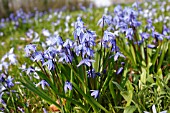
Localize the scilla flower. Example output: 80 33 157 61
77 59 95 67
5 76 14 88
64 81 72 93
36 80 49 90
90 90 99 99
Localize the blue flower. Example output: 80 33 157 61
73 27 84 40
77 59 95 67
112 16 120 27
123 7 138 24
63 39 74 48
0 92 6 106
32 51 44 62
97 15 112 28
32 32 40 43
74 44 81 56
116 67 123 75
43 108 48 113
134 40 144 46
64 81 72 93
46 35 63 46
131 19 141 27
103 31 115 42
152 31 164 40
73 17 85 40
43 59 54 70
132 2 139 8
0 62 9 71
0 73 6 82
145 19 154 30
75 17 84 28
1 48 17 65
42 29 51 37
36 80 49 90
58 53 73 63
114 5 123 16
17 107 25 113
114 52 125 61
147 44 156 49
82 30 96 46
117 22 128 30
6 76 14 88
90 90 99 99
87 69 100 78
45 46 59 58
163 25 170 35
25 44 36 56
111 39 119 52
26 66 35 75
125 28 134 40
140 33 150 40
87 48 95 57
7 48 17 65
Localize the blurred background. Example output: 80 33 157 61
0 0 144 18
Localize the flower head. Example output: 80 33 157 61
116 67 123 75
46 35 63 46
6 76 14 88
87 69 100 78
43 59 54 70
25 44 36 56
97 15 112 28
0 73 6 82
36 80 49 90
1 48 17 65
0 92 6 106
114 52 125 61
152 31 164 40
140 32 150 40
77 59 95 67
42 29 51 37
147 44 156 49
64 81 72 93
90 90 99 99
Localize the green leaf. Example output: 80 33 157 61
130 45 136 65
109 79 116 102
100 71 113 95
151 45 161 67
113 80 133 107
94 49 100 71
36 71 58 93
140 67 146 85
124 106 136 113
121 91 133 106
21 78 61 110
22 78 88 112
112 81 124 92
72 82 109 113
157 41 169 71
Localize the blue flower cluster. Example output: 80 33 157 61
24 15 101 97
0 48 18 111
23 1 170 101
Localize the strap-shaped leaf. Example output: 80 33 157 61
73 82 109 113
21 78 61 110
